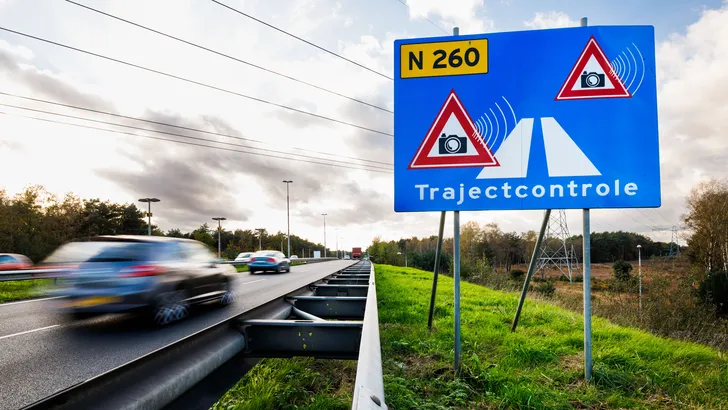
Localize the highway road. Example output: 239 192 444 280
0 260 356 410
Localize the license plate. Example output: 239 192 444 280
68 296 122 308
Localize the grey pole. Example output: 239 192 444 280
427 211 446 331
283 180 293 258
512 209 552 332
450 25 462 373
580 16 593 383
453 210 461 372
637 244 642 310
212 217 226 259
583 209 592 381
138 198 160 236
322 213 327 258
255 228 264 250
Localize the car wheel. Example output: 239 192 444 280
219 280 235 306
250 269 256 275
151 288 189 326
276 264 282 274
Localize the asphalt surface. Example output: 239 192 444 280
0 260 356 410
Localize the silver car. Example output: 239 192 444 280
56 235 238 326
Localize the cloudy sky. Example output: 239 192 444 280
0 0 725 249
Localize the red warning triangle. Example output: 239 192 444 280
408 90 499 170
555 36 631 101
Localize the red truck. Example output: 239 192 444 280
351 247 362 259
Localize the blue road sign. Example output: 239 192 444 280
393 26 660 212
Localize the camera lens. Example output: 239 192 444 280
586 73 599 87
446 138 461 153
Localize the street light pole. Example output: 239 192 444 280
282 180 293 258
321 213 327 258
637 244 642 310
255 228 264 250
212 217 226 259
137 198 160 236
335 228 339 259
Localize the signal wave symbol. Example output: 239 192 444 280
476 117 601 179
471 96 517 157
609 43 646 96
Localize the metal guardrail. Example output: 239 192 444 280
352 262 387 409
0 268 69 282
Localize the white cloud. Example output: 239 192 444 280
523 11 580 30
403 0 491 34
653 2 728 220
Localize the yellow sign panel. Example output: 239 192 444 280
400 39 489 79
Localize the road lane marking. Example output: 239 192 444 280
242 279 265 285
0 296 63 307
0 324 61 341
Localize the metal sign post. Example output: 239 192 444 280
512 209 552 332
427 211 446 331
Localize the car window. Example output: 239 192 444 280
0 255 15 264
183 242 215 263
86 242 163 263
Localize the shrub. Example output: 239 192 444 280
612 260 633 281
509 269 525 280
697 271 728 315
535 280 556 298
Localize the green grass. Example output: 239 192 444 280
0 279 53 303
212 358 357 409
213 264 728 409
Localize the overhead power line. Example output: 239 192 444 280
64 0 392 114
0 91 392 166
0 102 393 172
0 26 393 137
0 110 393 174
394 0 449 35
211 0 393 81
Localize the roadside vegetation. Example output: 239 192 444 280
213 264 728 409
0 185 332 264
0 279 52 303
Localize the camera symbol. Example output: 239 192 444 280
580 71 605 88
438 133 467 155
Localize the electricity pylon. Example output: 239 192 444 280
535 209 575 283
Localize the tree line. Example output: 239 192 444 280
367 222 680 277
0 186 331 262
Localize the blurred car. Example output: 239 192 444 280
56 235 237 326
0 253 33 271
248 250 290 274
234 252 254 263
290 255 298 259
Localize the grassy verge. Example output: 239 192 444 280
213 264 728 409
0 279 53 303
212 358 357 409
